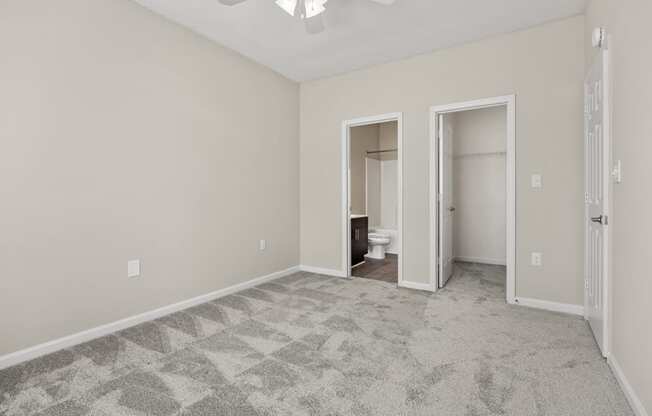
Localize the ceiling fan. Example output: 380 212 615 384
218 0 397 34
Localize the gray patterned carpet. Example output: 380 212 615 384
0 263 633 416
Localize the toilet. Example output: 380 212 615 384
367 231 392 260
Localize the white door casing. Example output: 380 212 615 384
584 48 610 357
439 114 455 288
341 113 404 285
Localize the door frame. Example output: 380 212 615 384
341 112 403 284
429 95 516 302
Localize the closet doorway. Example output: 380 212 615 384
430 96 515 302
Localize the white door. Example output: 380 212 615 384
584 48 610 357
439 114 455 287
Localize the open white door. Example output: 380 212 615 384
584 48 610 357
438 114 455 288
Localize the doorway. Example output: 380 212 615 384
341 113 403 285
430 96 516 302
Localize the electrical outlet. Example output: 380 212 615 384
259 240 266 251
531 252 542 267
128 259 141 278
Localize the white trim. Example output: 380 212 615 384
341 113 403 285
398 280 436 292
608 355 649 416
454 256 507 266
342 119 350 278
605 36 614 360
300 265 348 278
514 297 584 316
429 95 516 301
0 266 300 371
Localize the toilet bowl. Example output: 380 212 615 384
367 232 392 260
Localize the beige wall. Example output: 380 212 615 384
586 0 652 412
300 16 585 304
349 125 380 215
377 121 398 230
378 121 398 161
0 0 299 356
453 107 506 265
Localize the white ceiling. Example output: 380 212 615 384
132 0 587 82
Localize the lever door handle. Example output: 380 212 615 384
591 215 607 225
449 207 456 212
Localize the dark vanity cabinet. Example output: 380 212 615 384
351 216 368 266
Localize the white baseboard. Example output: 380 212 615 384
0 265 300 371
398 280 436 292
454 256 506 266
513 296 584 316
609 355 649 416
299 265 348 278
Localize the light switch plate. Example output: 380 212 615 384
531 174 542 189
531 252 542 267
128 259 141 278
612 160 622 183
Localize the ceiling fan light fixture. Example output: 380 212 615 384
275 0 298 16
304 0 328 19
222 0 395 35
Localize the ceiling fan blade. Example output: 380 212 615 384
304 13 325 34
218 0 247 5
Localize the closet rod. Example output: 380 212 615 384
454 151 506 158
366 149 398 155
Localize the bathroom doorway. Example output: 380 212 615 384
341 113 403 285
430 96 516 302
